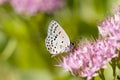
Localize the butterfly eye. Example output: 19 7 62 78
70 42 74 46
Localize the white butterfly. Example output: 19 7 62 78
45 20 71 55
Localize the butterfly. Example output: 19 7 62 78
45 20 73 55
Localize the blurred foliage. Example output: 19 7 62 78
0 0 116 80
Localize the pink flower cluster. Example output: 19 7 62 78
0 0 64 15
59 11 120 80
98 12 120 48
59 38 117 80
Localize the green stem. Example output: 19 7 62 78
111 58 117 80
99 69 105 80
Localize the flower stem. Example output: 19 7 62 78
111 58 117 80
99 69 105 80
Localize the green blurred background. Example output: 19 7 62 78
0 0 117 80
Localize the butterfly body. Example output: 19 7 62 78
45 20 71 55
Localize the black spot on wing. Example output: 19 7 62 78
50 32 52 35
54 21 56 24
53 25 58 33
46 41 50 44
48 48 50 50
52 34 58 41
53 31 55 33
50 29 52 32
51 40 53 43
54 38 56 41
50 37 53 39
59 31 61 34
48 36 50 38
51 45 53 47
55 25 58 29
55 35 58 38
56 51 58 53
50 20 56 28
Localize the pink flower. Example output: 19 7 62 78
38 0 64 13
98 12 120 49
10 0 39 15
59 38 117 80
10 0 64 15
0 0 7 4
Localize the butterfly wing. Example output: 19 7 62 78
45 20 70 54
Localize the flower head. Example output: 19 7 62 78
38 0 64 13
59 38 117 80
0 0 65 15
98 12 120 49
10 0 64 15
